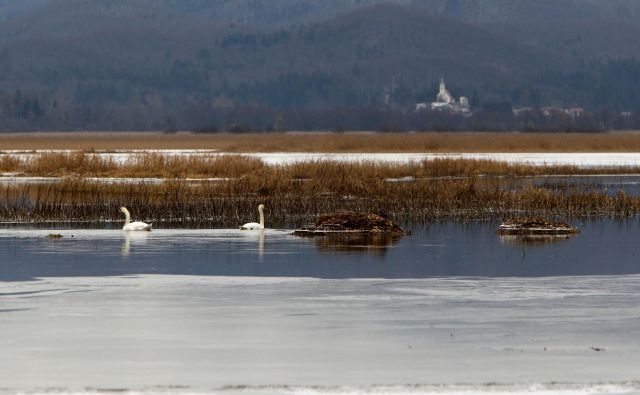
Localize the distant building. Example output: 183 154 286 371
567 108 585 118
516 106 586 119
512 107 533 116
416 78 471 116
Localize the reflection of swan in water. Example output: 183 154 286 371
238 228 265 260
240 204 265 230
120 207 152 231
121 230 151 257
258 229 264 260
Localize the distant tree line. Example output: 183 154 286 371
190 104 639 134
530 59 640 111
2 84 640 133
2 58 640 132
4 1 640 131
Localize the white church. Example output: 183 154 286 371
416 78 471 115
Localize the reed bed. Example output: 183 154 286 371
4 131 640 152
1 177 639 227
2 154 640 225
214 132 640 153
0 153 266 178
2 152 639 178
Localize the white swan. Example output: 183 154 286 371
240 204 265 230
120 207 152 231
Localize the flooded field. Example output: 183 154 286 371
2 221 640 394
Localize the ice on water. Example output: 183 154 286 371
2 223 640 394
2 273 640 393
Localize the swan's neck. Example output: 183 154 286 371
123 210 131 226
258 206 264 227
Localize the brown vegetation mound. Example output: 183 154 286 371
497 217 580 235
294 211 408 236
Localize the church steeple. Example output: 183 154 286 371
417 77 471 115
436 77 453 104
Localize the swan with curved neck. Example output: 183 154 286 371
240 204 265 230
120 207 152 231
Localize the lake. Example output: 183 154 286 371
1 221 640 280
2 221 640 394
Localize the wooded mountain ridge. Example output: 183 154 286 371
1 0 639 130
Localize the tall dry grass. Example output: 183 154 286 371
3 131 640 152
0 153 266 178
1 152 637 178
2 153 640 225
1 175 639 226
215 132 640 153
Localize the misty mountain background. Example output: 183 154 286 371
1 0 640 131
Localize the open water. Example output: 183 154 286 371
1 221 640 394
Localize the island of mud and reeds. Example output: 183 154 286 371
292 211 410 251
2 151 640 227
496 217 582 245
497 217 581 235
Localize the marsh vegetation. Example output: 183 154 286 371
2 151 640 179
1 154 640 225
4 132 640 153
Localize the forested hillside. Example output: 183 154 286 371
1 0 640 131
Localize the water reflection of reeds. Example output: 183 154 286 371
498 234 576 246
311 233 403 255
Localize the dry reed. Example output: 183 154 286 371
1 152 639 178
3 131 640 152
0 153 266 178
2 153 640 225
1 176 639 226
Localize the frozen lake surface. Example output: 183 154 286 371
2 222 640 394
5 150 640 168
